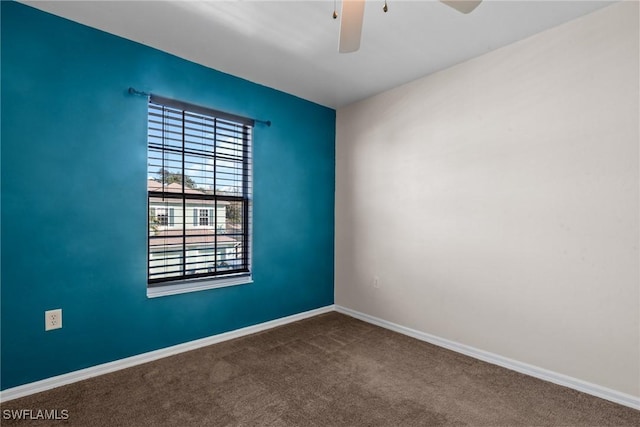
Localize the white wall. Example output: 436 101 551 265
335 1 639 397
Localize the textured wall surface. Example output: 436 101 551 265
1 2 335 389
336 2 639 397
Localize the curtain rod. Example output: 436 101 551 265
127 87 271 127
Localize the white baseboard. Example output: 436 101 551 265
0 305 335 403
335 305 640 411
3 303 638 411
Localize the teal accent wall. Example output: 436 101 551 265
0 2 335 390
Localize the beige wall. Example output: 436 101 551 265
335 1 639 397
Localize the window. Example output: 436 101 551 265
157 211 169 226
156 207 170 226
147 95 252 295
198 209 209 226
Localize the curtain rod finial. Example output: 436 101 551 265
128 87 149 97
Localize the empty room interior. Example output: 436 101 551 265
1 0 639 425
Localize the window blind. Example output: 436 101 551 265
147 98 252 285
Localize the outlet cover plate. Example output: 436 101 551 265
45 309 62 331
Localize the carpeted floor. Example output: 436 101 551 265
2 312 639 426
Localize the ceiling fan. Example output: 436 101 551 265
337 0 483 53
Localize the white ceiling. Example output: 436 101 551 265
21 0 616 108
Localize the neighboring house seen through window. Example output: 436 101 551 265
147 95 252 295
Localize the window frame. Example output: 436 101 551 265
146 95 253 298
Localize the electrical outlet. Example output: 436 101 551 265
45 309 62 331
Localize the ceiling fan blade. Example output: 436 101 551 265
339 0 365 53
440 0 482 14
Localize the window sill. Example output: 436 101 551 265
147 274 252 298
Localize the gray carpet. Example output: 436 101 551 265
2 312 639 426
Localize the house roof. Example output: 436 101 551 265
148 180 235 204
149 229 240 248
148 179 207 195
